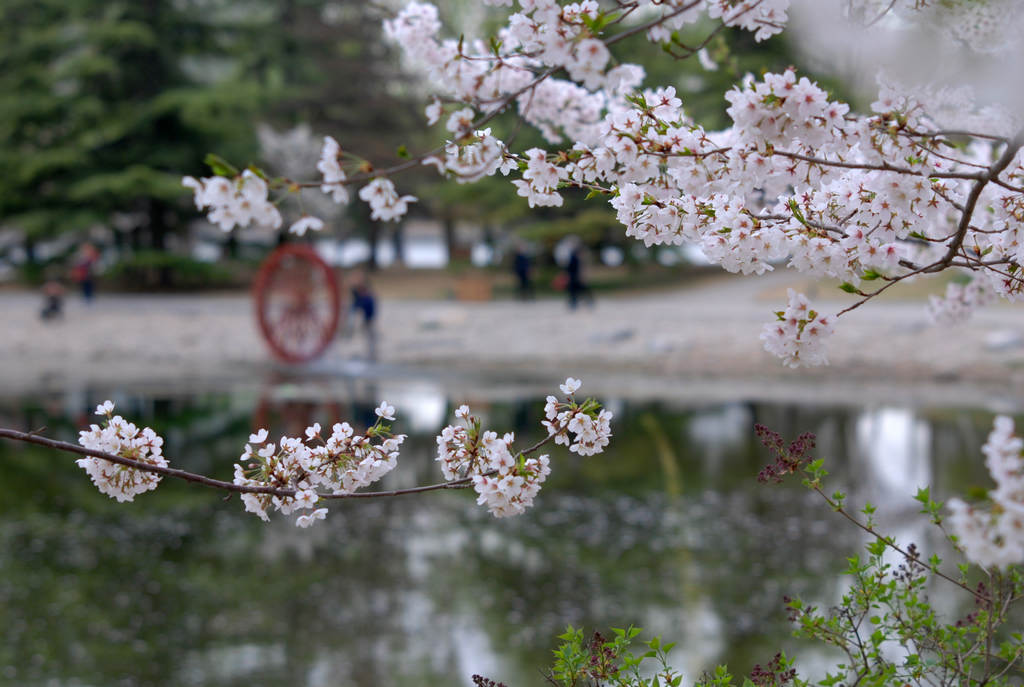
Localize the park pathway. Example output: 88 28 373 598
4 272 1024 405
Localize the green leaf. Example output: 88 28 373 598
966 485 990 500
787 199 808 225
866 539 887 556
204 153 238 178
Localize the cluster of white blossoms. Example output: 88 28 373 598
543 377 613 456
947 416 1024 569
181 134 419 238
435 379 612 517
317 135 349 204
436 410 552 518
371 0 1024 368
233 402 405 526
423 128 516 183
760 289 835 369
707 0 790 42
514 148 568 208
927 278 996 325
931 0 1024 54
357 177 418 222
182 171 282 232
77 401 167 503
435 406 550 518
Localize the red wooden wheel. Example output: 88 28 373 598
253 244 342 363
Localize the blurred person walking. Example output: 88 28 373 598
565 241 593 310
39 273 65 321
512 241 534 300
71 243 99 303
348 272 378 361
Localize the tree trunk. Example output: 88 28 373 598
367 221 379 271
392 222 405 266
443 215 456 264
225 233 238 259
23 236 36 266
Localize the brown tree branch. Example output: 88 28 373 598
924 131 1024 273
0 422 568 501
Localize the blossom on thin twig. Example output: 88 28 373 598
436 378 612 517
77 401 167 502
233 407 405 526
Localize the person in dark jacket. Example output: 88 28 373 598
71 242 99 303
513 241 534 300
349 273 378 361
565 243 593 309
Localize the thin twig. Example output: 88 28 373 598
772 149 984 182
810 481 990 603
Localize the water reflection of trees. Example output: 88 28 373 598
0 390 1002 685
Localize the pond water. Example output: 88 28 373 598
0 376 1007 686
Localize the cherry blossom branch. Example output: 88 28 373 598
602 1 643 30
910 128 1010 144
833 270 920 317
603 0 702 47
277 0 748 190
952 260 1024 290
659 21 726 60
864 0 899 27
0 417 569 502
925 131 1024 273
989 178 1024 195
0 428 266 494
772 149 985 182
902 137 991 171
282 61 557 190
0 430 457 500
756 212 846 236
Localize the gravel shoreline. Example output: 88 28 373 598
5 272 1024 406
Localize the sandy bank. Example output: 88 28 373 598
4 273 1024 407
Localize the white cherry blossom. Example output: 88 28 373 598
77 401 167 502
288 215 324 236
318 136 350 204
358 178 417 221
375 402 396 421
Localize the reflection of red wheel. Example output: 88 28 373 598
253 244 342 363
252 393 344 438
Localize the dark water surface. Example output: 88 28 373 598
0 377 1006 686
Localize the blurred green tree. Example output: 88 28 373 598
0 0 276 259
250 1 424 267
